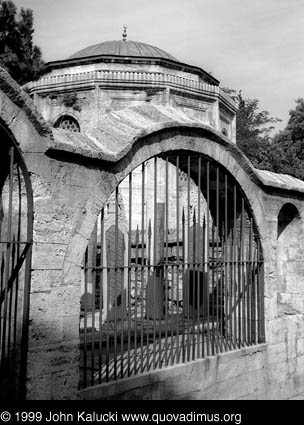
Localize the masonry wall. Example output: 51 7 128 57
2 71 304 400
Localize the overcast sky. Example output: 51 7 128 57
13 0 304 132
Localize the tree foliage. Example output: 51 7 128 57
224 88 304 180
0 0 43 84
271 98 304 180
223 88 281 170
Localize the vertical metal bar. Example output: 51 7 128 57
197 156 201 360
250 219 256 344
113 186 119 380
83 249 88 388
134 226 139 374
165 156 169 367
211 223 215 355
258 241 265 343
106 256 110 381
176 155 180 364
187 155 191 362
1 147 14 366
246 216 251 345
98 210 104 384
120 242 124 379
224 174 229 349
202 215 206 358
216 166 220 353
91 223 97 386
233 184 237 349
153 157 157 370
237 193 241 349
206 161 210 356
182 207 186 363
220 230 226 351
146 219 152 371
127 172 132 376
7 236 16 377
192 209 196 360
0 253 4 363
14 166 22 360
140 162 145 373
241 198 246 346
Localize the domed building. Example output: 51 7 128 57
3 28 304 401
25 30 237 140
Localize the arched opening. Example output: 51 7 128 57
277 203 303 316
80 151 264 388
54 114 80 132
0 120 33 400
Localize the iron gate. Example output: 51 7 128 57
0 121 33 400
80 151 264 388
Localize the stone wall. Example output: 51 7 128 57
2 68 304 399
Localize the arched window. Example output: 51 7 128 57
80 151 264 388
222 128 228 137
54 115 80 132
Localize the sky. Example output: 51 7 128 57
12 0 304 132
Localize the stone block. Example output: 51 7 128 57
30 269 63 292
31 242 67 270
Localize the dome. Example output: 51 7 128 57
68 40 178 61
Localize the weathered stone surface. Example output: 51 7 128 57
3 66 304 401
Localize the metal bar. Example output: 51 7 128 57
140 162 145 373
233 184 237 349
7 236 16 378
258 241 265 343
175 155 180 364
197 156 201 360
187 155 191 362
1 147 14 365
113 186 119 380
237 195 241 349
206 161 210 356
127 172 132 376
241 198 246 346
13 166 22 360
247 217 251 345
98 210 104 384
165 156 169 367
202 215 206 358
216 166 220 353
224 174 229 349
0 253 4 364
91 222 97 386
146 219 151 371
0 243 31 305
192 208 196 360
250 220 256 344
83 249 88 388
153 157 157 370
134 225 139 374
182 207 186 363
211 223 215 355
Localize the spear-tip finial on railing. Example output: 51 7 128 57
122 24 127 41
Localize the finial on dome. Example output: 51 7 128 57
122 25 127 41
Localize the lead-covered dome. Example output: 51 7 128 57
68 40 178 61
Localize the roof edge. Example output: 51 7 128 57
0 67 52 139
42 56 220 86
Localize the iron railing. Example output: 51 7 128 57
80 152 264 388
0 123 33 400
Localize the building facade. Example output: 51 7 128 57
1 35 304 400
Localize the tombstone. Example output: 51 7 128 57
106 224 126 319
